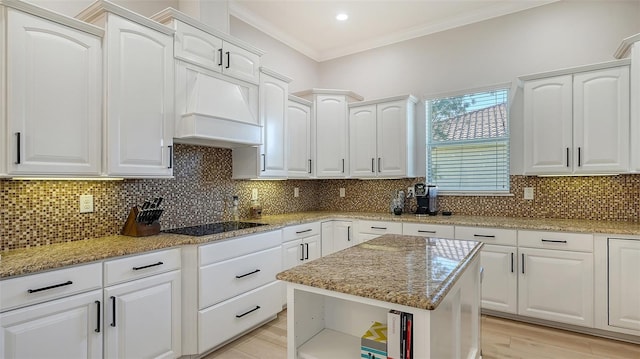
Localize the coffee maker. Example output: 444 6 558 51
414 183 438 216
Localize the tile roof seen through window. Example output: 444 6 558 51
433 103 507 141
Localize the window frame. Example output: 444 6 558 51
425 83 512 195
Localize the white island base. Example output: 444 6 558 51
285 255 481 359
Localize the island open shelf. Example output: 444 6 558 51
280 235 483 359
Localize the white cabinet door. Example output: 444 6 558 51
173 20 223 72
377 100 407 177
480 245 517 314
608 238 640 331
0 5 5 176
304 234 322 262
105 14 174 177
315 95 348 177
287 99 312 178
332 221 354 253
104 270 181 359
523 75 573 175
282 240 303 270
6 9 101 176
518 248 593 327
349 105 377 178
0 290 102 359
573 67 630 174
221 41 260 84
259 72 288 177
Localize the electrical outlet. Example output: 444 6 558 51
524 187 534 200
339 188 346 197
407 187 415 198
294 187 299 198
79 194 94 213
251 188 258 200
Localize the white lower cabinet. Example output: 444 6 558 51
321 220 354 256
518 247 594 327
479 245 517 314
356 220 403 242
182 230 283 356
0 290 103 359
403 223 454 238
607 238 640 332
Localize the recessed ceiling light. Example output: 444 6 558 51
336 13 348 21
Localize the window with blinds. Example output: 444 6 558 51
426 88 509 192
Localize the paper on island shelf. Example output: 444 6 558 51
361 321 387 359
387 310 402 359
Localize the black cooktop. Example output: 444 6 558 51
163 221 266 237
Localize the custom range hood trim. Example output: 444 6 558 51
173 61 261 148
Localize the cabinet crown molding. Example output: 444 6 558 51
260 67 293 83
0 0 104 37
293 88 364 102
150 7 265 56
76 0 174 35
348 94 418 108
519 59 630 81
288 94 312 106
614 33 640 59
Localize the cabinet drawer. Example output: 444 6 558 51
104 248 181 286
455 226 517 246
199 246 281 309
403 223 454 238
0 263 102 312
282 222 321 242
518 230 593 252
199 230 281 266
358 220 403 235
198 281 281 353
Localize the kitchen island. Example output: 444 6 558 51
276 234 483 359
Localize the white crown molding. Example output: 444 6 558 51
228 0 320 61
230 0 558 62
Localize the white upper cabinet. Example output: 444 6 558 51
287 96 313 178
349 96 417 178
295 89 364 178
0 5 6 177
152 8 262 84
616 35 640 172
232 69 290 179
77 2 175 178
523 62 630 175
523 75 573 174
4 7 102 176
573 67 630 174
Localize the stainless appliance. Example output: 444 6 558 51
415 183 438 216
163 222 266 236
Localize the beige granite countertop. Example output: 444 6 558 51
2 211 640 279
276 234 483 310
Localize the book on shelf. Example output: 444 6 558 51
361 321 387 359
388 310 413 359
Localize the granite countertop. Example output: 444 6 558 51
2 211 640 279
276 234 483 310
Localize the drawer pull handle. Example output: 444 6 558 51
236 269 261 279
132 261 164 271
541 239 567 244
418 230 436 234
296 229 312 234
95 300 101 333
347 226 351 241
510 253 514 273
15 132 21 164
305 243 309 260
167 145 173 169
300 243 304 261
371 226 387 230
474 234 495 238
521 254 525 274
225 51 230 69
27 280 73 293
236 305 261 318
110 296 116 327
218 48 223 66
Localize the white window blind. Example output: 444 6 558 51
427 88 510 192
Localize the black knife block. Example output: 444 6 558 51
121 206 161 237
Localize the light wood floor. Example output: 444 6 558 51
204 310 640 359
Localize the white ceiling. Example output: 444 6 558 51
229 0 558 62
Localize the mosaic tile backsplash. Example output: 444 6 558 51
2 144 640 250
